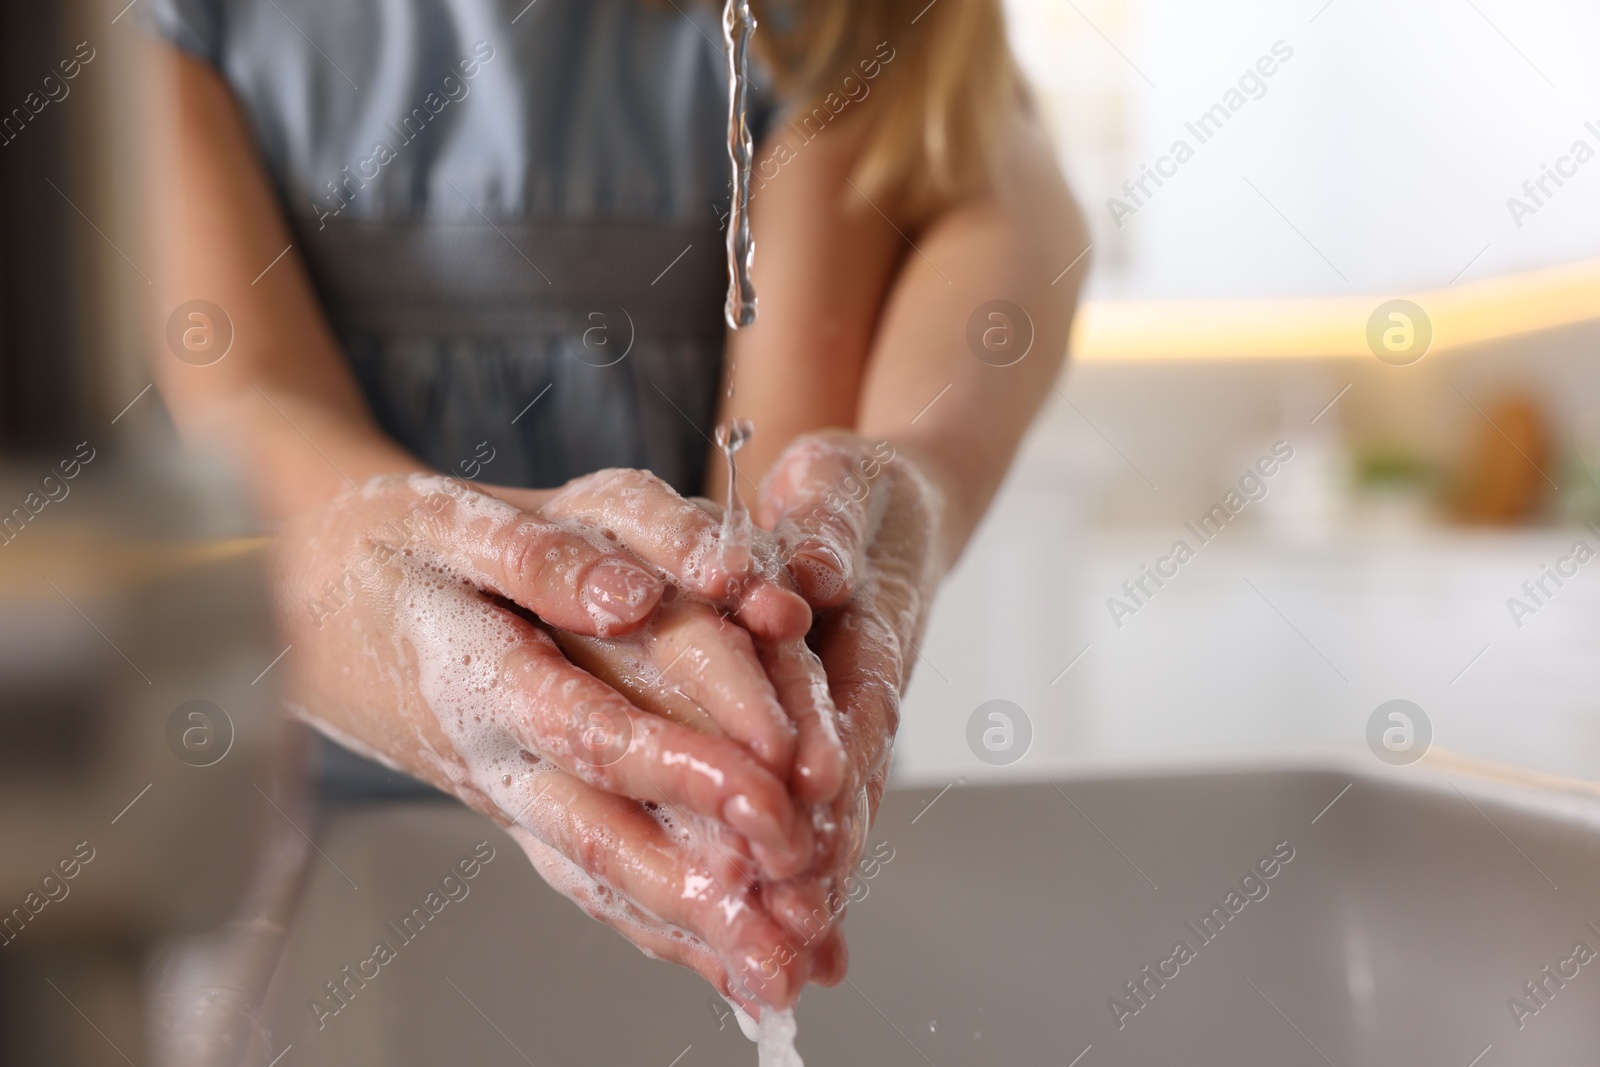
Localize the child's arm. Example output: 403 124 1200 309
712 103 1089 881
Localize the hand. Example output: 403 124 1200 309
754 432 945 936
541 611 851 1011
534 445 940 999
525 468 858 1007
524 468 847 804
272 473 825 1003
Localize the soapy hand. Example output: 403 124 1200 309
527 468 848 805
543 437 940 1002
755 432 943 930
272 473 839 1005
525 470 855 1009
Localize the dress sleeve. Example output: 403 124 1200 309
138 0 226 66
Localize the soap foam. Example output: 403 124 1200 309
727 999 805 1067
757 1007 804 1067
394 560 562 823
728 1000 759 1041
395 557 761 976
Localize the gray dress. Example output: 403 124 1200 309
145 0 774 797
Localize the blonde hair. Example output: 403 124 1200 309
755 0 1020 222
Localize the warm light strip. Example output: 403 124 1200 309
1070 256 1600 361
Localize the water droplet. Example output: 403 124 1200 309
715 418 754 575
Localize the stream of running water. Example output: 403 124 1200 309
719 5 803 1065
722 0 758 330
716 0 759 586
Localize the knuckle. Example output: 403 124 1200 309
548 467 659 513
502 520 550 589
506 520 592 594
878 687 903 739
601 466 668 497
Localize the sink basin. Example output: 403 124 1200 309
240 758 1600 1065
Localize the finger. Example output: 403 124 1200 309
555 629 722 735
506 770 816 1008
806 605 900 876
541 469 811 642
762 879 849 988
828 615 901 874
816 604 903 792
510 825 731 983
651 807 765 888
497 621 811 871
758 439 876 609
647 598 801 783
758 639 846 805
411 474 663 636
764 876 839 948
810 926 849 986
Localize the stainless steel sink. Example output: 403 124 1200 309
240 757 1600 1066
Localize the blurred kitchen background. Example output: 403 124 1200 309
907 0 1600 784
0 0 1597 1062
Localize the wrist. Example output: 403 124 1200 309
875 433 967 575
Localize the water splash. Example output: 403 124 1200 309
722 0 758 329
715 418 754 576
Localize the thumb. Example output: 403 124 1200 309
758 436 879 610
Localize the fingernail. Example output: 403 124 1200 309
749 812 813 880
723 793 790 852
582 559 662 626
815 931 849 985
791 543 846 603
